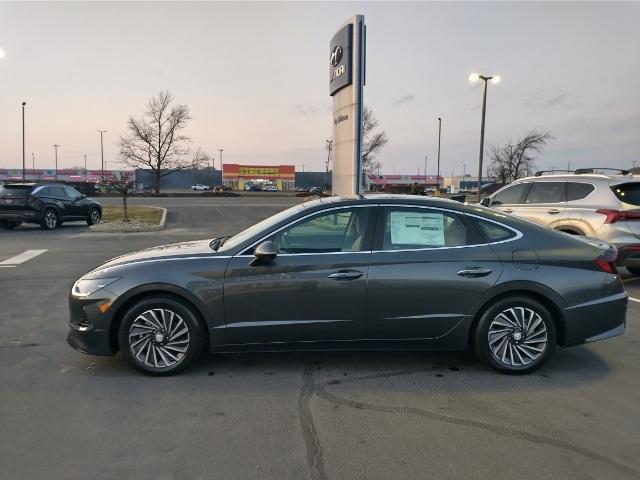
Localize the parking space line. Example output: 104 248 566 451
629 297 640 303
0 250 47 266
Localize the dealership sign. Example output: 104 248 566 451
330 15 365 196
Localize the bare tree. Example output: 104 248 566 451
117 91 209 193
361 106 389 178
109 172 135 222
488 130 554 184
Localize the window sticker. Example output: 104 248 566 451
390 211 445 246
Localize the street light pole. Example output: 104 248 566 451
218 148 224 186
437 117 442 194
469 73 501 202
53 144 60 181
84 154 87 181
325 139 333 191
32 153 35 181
424 155 428 190
22 102 26 182
97 130 107 181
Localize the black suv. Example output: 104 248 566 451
0 183 102 230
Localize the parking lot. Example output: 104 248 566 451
1 196 640 480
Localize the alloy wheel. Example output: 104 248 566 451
128 308 190 369
487 307 548 367
45 210 58 229
90 209 101 224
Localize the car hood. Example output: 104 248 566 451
91 239 216 271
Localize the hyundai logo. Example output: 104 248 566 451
330 46 343 67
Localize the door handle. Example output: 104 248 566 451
457 267 493 278
503 209 513 214
547 209 561 215
328 270 363 280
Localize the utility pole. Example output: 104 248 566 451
469 73 501 202
32 153 35 181
53 145 60 181
84 154 88 180
219 148 224 185
325 139 333 191
22 102 26 182
424 155 428 189
97 129 107 181
436 117 442 195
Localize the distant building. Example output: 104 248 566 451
222 164 295 190
0 168 133 183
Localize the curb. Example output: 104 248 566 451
89 206 167 233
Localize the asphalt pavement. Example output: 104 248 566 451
1 196 640 480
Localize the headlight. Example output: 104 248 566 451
72 277 119 297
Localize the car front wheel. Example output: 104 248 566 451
40 209 59 230
473 296 556 374
87 208 101 226
118 296 204 375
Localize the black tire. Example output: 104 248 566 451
87 208 101 226
472 295 556 374
40 208 59 230
626 267 640 276
118 296 204 376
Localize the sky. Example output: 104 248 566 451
0 1 639 176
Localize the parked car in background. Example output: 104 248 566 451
67 195 626 376
264 184 278 192
308 186 323 195
0 183 102 230
191 184 210 191
482 169 640 274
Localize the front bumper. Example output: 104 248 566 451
67 291 118 356
561 292 627 347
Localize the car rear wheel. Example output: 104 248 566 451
40 209 59 230
87 208 101 226
473 296 556 374
118 296 204 375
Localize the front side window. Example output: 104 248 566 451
272 207 372 254
49 186 66 198
491 183 529 205
524 182 566 204
63 187 81 199
381 208 473 250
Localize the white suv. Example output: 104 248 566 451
482 168 640 274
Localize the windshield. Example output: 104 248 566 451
611 182 640 206
217 203 306 252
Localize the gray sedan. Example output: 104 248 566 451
67 195 627 375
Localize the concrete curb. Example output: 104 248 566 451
89 206 167 233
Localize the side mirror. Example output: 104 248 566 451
480 197 491 207
249 240 277 266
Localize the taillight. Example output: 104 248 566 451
596 209 640 224
593 245 618 274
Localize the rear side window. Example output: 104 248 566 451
475 219 518 243
524 182 566 204
491 183 529 205
49 186 66 198
611 183 640 206
380 208 479 250
566 182 595 201
0 186 32 198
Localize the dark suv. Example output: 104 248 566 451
0 183 102 230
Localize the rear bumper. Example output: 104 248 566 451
561 292 627 347
0 210 40 223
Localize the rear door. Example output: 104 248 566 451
366 205 503 340
519 181 567 228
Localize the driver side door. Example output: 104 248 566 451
222 205 377 345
